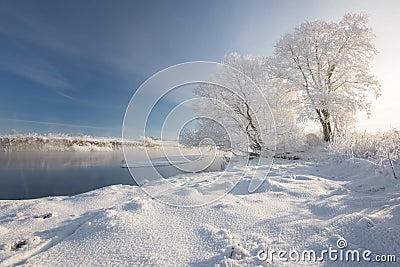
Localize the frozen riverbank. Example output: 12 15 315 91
0 134 169 152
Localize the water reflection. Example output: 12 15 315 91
0 147 226 200
0 151 139 200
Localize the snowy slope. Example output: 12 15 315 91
0 150 399 266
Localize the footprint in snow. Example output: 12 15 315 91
122 198 153 212
1 236 41 252
225 243 250 260
212 203 232 209
294 175 313 181
34 212 55 219
358 217 375 228
308 202 337 217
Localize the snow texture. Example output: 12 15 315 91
0 148 399 266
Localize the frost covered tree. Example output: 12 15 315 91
270 13 381 142
195 53 270 154
179 118 231 149
194 53 300 154
265 77 303 152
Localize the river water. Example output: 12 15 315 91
0 147 226 200
0 150 163 200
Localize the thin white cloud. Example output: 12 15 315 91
0 54 72 89
0 118 112 130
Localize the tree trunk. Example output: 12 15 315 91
316 109 332 142
244 102 263 154
246 126 262 155
321 121 332 142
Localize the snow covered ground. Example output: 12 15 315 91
0 148 399 266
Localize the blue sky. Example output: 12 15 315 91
0 0 399 137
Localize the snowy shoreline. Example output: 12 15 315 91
0 135 165 152
0 150 399 266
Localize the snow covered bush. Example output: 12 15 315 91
377 130 400 178
140 136 162 148
329 129 400 178
179 118 231 149
0 133 140 152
